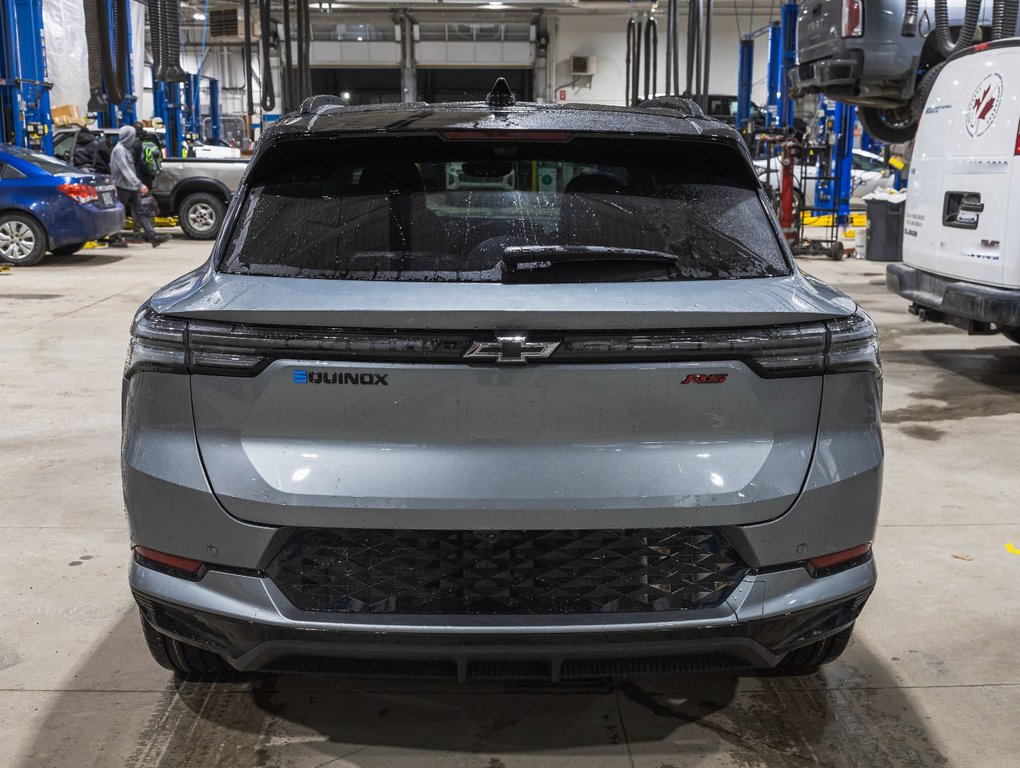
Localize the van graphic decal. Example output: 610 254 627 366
966 73 1003 138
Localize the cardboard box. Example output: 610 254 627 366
52 104 83 127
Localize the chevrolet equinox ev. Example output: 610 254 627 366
124 84 882 681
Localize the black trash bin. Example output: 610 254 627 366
863 191 907 262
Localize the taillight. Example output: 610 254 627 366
57 183 99 204
842 0 863 37
125 307 881 379
1015 120 1020 155
124 307 187 377
825 310 881 375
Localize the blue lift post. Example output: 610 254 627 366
153 73 183 156
735 37 754 135
737 14 791 142
779 2 798 129
0 0 54 151
183 75 223 146
833 100 856 224
183 73 201 151
207 78 220 142
766 22 781 127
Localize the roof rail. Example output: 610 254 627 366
298 95 348 114
634 96 704 118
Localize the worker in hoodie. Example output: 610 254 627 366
110 125 169 247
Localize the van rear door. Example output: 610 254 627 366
905 43 1019 288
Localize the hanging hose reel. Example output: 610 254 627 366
259 0 276 112
84 0 129 108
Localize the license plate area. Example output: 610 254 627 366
96 186 116 208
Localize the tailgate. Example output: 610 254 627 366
798 0 843 64
190 338 823 530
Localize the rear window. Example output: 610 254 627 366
220 135 790 283
10 150 80 175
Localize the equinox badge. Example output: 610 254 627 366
463 335 559 364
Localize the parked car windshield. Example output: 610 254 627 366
220 135 790 283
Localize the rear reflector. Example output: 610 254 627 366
809 543 872 571
134 546 204 573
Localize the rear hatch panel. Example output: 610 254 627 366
191 356 821 529
168 274 850 530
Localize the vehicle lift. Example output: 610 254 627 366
798 96 856 260
742 1 855 259
152 77 183 156
182 74 223 148
0 0 54 152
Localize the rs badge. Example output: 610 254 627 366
682 373 728 384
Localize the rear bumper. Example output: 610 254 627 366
791 57 862 93
50 203 125 247
792 42 918 105
132 556 875 679
887 263 1020 328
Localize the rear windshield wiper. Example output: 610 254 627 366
501 245 679 270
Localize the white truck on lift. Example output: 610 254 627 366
887 38 1020 344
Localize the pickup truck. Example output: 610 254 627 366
52 127 247 239
149 158 247 239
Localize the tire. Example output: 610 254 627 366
50 241 86 257
0 212 47 266
178 192 226 240
911 63 947 123
791 189 803 222
1002 328 1020 345
858 106 918 144
769 187 803 222
774 624 854 674
828 241 845 261
139 613 238 677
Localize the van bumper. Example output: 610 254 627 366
887 263 1020 329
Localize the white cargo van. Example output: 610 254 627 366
887 38 1020 344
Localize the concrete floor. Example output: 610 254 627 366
2 236 1019 768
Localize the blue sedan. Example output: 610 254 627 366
0 145 125 266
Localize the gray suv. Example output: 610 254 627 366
124 85 883 681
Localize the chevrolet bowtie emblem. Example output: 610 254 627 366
463 335 560 364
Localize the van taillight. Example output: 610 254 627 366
1015 121 1020 155
842 0 863 37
